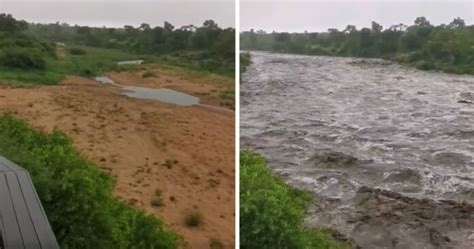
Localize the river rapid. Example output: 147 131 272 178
241 51 474 249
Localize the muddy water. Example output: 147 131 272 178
95 76 199 106
241 52 474 249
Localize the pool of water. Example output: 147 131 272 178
94 76 199 106
117 60 144 65
122 86 199 106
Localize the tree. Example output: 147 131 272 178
371 21 383 32
381 29 401 54
389 23 407 31
139 23 151 31
164 21 174 32
123 25 137 36
76 26 91 35
213 29 235 60
274 32 291 43
414 16 431 27
343 25 357 33
448 17 465 28
0 13 28 33
203 20 219 30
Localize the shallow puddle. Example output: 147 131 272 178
122 86 199 106
95 76 199 106
116 60 144 65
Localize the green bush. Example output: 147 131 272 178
68 47 87 55
183 209 203 227
142 71 157 78
0 48 46 69
414 60 435 70
0 113 180 249
240 52 251 74
240 151 340 249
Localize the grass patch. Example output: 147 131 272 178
208 178 220 188
153 50 235 78
142 71 158 78
163 159 178 169
151 188 164 207
0 46 153 86
67 47 87 55
219 89 235 109
209 238 225 249
0 113 180 248
240 150 341 249
184 209 203 227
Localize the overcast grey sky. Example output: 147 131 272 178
241 0 474 32
0 0 235 28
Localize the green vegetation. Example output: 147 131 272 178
219 89 235 108
142 71 158 78
240 52 251 73
0 46 145 85
0 28 146 85
0 113 180 249
241 17 474 74
67 47 87 55
27 18 235 76
240 151 341 249
0 13 234 87
0 15 56 81
183 209 203 227
0 48 47 69
209 238 224 249
151 189 164 207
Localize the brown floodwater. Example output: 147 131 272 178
241 51 474 249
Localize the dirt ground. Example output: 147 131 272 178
0 69 235 248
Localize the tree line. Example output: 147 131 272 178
0 13 234 75
27 19 235 68
241 17 474 74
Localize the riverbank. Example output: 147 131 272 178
240 150 344 249
0 65 235 248
242 48 474 76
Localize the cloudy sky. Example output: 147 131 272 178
241 0 474 32
0 0 235 28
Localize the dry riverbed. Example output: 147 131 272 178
0 66 235 249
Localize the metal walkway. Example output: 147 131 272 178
0 156 59 249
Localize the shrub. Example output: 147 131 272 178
0 48 46 69
68 47 87 55
209 238 224 249
0 113 180 249
414 60 435 70
142 71 157 78
151 189 163 207
184 209 203 227
163 159 177 169
240 150 340 249
79 68 95 77
240 52 251 74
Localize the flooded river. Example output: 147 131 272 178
241 52 474 249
